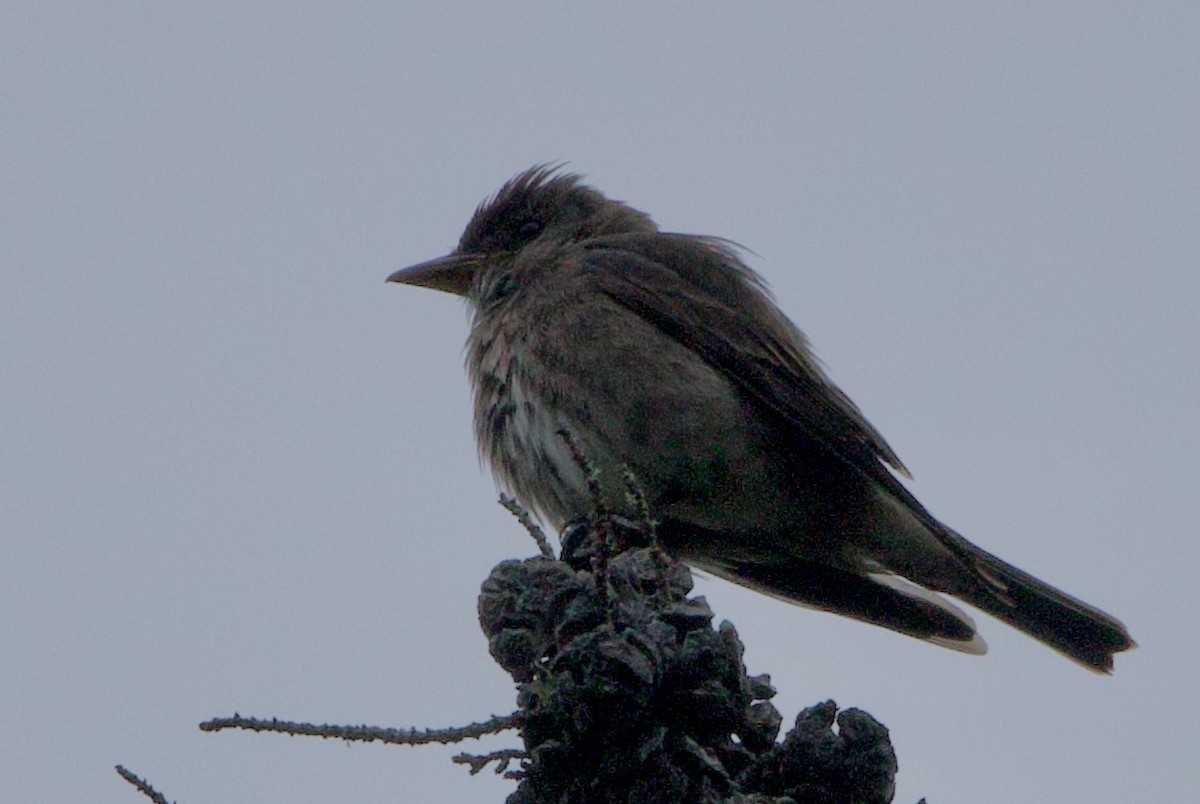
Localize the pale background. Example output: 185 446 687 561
2 4 1196 802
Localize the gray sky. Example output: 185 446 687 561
2 3 1196 802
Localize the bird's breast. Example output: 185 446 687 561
468 313 601 528
465 297 803 538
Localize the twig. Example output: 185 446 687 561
115 765 173 804
620 465 657 543
452 748 527 777
619 465 673 599
499 494 555 559
199 712 520 745
555 428 603 515
557 428 615 620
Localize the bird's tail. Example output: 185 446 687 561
934 525 1135 673
685 547 989 656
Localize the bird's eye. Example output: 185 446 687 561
517 221 543 242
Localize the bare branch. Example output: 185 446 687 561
198 712 519 746
452 748 527 777
115 765 172 804
499 493 555 559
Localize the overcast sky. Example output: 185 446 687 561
3 3 1197 802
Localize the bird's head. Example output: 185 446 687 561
388 165 655 303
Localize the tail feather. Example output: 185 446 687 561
935 526 1135 673
692 552 987 655
661 519 1134 672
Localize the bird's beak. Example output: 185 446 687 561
387 253 482 297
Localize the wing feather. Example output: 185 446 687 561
581 234 918 501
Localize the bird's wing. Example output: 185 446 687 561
580 235 1136 672
582 234 918 504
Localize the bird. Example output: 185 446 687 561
388 165 1135 673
